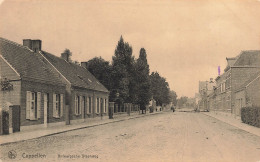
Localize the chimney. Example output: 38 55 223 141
23 39 42 52
81 62 88 69
218 66 221 76
61 52 70 62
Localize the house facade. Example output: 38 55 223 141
0 38 66 131
0 37 110 133
23 39 110 124
214 66 232 112
210 50 260 115
234 72 260 116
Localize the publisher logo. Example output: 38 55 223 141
8 150 17 159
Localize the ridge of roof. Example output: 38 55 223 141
0 37 65 86
41 51 109 93
0 37 34 52
226 57 236 60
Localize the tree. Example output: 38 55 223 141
169 90 178 106
86 57 112 91
111 36 134 103
177 96 188 108
135 48 152 111
150 72 171 106
62 48 72 62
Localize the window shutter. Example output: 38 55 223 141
26 91 31 119
37 92 41 119
53 93 56 117
60 94 64 117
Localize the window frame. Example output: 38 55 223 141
88 97 92 114
75 95 81 115
26 91 40 120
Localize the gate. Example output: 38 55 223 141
1 110 9 135
9 105 20 132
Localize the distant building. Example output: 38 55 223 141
198 78 215 111
186 97 196 108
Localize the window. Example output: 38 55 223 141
88 97 92 114
96 98 100 113
82 96 86 116
100 98 103 113
75 95 81 115
26 91 41 120
220 82 226 93
104 99 107 113
53 93 63 118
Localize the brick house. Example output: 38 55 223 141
213 50 260 114
0 38 66 131
214 62 232 112
34 42 109 124
234 72 260 116
207 89 216 111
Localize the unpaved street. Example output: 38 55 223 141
1 111 260 162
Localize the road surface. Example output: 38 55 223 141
1 110 260 162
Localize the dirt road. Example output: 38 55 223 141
1 111 260 162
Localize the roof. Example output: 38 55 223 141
226 57 237 67
233 50 260 66
0 37 65 86
235 71 260 92
41 51 109 93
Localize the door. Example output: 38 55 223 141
43 93 48 127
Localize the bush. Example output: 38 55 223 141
241 106 260 128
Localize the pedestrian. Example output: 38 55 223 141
172 106 175 112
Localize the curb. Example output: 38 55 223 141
0 112 163 146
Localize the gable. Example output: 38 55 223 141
0 55 20 80
0 37 65 86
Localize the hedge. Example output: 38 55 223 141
241 106 260 128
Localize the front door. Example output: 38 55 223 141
43 93 48 127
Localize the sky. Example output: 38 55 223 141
0 0 260 98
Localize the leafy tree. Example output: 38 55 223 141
62 48 72 62
150 72 171 106
86 57 112 91
169 90 178 106
135 48 152 111
177 96 188 108
111 36 134 103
